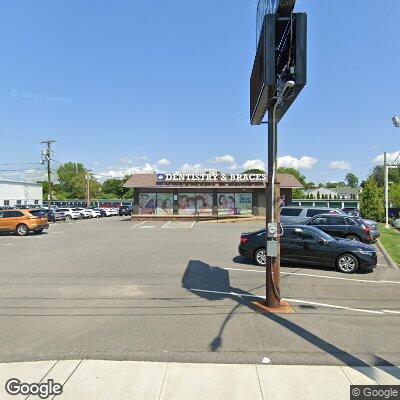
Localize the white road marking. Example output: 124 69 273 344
140 226 156 229
284 298 384 315
222 267 400 285
161 221 172 228
130 221 145 229
0 244 12 246
190 288 393 315
382 310 400 314
190 221 196 228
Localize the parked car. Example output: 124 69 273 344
0 209 49 236
72 208 94 219
29 209 56 223
98 208 114 217
92 208 107 217
57 208 82 221
238 225 377 273
54 210 67 221
342 208 361 217
119 205 133 216
280 206 345 224
304 214 379 244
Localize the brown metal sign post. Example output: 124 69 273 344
265 102 281 308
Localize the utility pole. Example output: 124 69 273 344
86 169 92 207
41 139 56 209
384 153 389 228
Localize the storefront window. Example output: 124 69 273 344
195 193 213 215
156 193 173 215
218 193 235 216
139 193 156 214
235 193 253 215
178 193 196 215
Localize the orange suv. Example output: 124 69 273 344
0 209 49 236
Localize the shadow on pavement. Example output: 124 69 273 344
181 259 395 375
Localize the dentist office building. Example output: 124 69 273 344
123 172 302 217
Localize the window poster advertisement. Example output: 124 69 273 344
178 193 196 215
218 193 235 215
156 193 173 215
139 193 156 214
195 193 213 215
235 193 253 215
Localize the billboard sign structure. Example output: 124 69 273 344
251 0 306 125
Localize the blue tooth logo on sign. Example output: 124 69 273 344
157 173 166 181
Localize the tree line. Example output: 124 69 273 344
39 162 133 201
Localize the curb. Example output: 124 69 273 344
376 239 398 269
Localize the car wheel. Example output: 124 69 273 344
337 253 359 274
80 213 85 219
65 215 71 222
34 229 44 234
254 248 266 266
16 224 29 236
346 235 360 242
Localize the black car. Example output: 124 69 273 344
93 208 107 217
238 225 377 273
304 214 377 244
119 205 133 216
29 209 56 223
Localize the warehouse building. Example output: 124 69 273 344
0 180 43 207
123 173 302 217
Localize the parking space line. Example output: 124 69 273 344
189 289 392 315
382 310 400 314
190 221 196 228
130 221 145 229
222 267 400 285
161 221 172 228
284 298 384 315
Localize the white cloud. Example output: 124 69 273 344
97 163 157 181
242 159 265 171
157 158 170 166
328 160 351 170
277 156 317 170
374 151 400 165
209 155 236 165
177 163 203 173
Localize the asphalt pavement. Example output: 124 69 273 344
0 217 399 366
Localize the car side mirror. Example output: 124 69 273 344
318 239 326 245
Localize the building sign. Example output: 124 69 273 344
157 173 267 182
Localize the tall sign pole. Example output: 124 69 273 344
250 0 306 309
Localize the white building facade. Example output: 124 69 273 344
0 180 43 207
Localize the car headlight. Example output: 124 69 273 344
356 249 376 255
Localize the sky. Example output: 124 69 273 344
0 0 399 185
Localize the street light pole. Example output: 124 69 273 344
384 152 389 228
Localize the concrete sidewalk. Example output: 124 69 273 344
1 361 400 400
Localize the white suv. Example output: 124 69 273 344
57 208 82 221
73 208 94 219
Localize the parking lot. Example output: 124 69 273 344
0 217 399 366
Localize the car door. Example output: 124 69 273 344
325 216 348 238
0 211 9 231
0 211 20 231
293 228 332 265
280 227 304 263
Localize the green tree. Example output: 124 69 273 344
389 183 400 207
345 173 359 188
360 179 384 221
102 178 125 198
370 165 400 188
57 162 101 199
